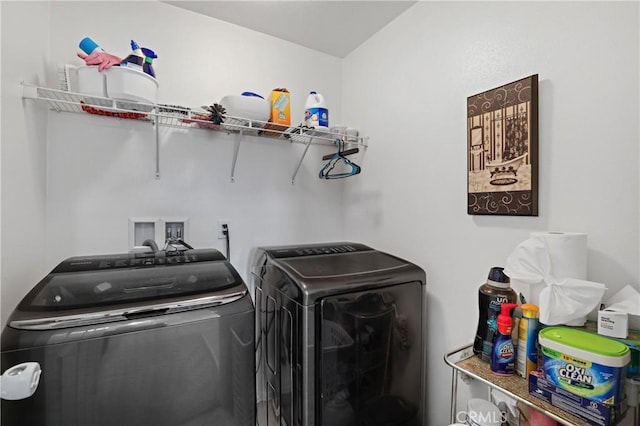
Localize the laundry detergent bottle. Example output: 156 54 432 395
491 303 518 375
304 91 328 128
473 267 518 362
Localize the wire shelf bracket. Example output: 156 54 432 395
230 131 243 183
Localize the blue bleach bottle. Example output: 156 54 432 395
304 91 328 128
491 303 518 375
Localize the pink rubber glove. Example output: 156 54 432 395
77 51 123 71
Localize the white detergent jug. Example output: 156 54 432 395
304 91 328 128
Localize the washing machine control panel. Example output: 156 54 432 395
268 243 371 258
53 249 227 273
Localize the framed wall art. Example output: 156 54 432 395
467 74 538 216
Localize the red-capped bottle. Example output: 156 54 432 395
490 303 518 375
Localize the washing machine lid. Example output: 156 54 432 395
260 243 425 304
262 243 406 278
17 249 241 312
279 250 408 278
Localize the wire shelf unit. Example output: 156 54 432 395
444 344 624 426
21 82 368 183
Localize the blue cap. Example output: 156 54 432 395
79 37 99 55
141 47 157 60
241 92 264 99
488 266 509 283
130 40 140 50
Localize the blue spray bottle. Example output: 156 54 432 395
140 47 157 78
120 40 146 71
491 303 518 375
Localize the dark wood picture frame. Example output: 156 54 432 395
467 74 539 216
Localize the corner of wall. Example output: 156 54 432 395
1 1 51 327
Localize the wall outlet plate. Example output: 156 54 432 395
218 220 229 239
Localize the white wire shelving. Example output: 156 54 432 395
20 83 368 183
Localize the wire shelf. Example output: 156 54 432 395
21 82 368 183
21 83 368 147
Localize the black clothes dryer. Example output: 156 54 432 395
250 242 427 426
1 248 255 426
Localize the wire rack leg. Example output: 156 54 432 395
450 368 459 423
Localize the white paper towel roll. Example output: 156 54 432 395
505 231 605 326
510 232 588 307
530 232 587 280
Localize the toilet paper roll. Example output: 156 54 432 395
0 362 41 400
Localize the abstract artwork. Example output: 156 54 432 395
467 75 538 215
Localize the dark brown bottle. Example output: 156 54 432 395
473 267 518 362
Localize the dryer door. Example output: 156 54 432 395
318 281 423 426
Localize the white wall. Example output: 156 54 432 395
0 1 50 328
342 2 639 425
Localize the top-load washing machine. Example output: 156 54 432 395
250 242 427 426
1 247 255 426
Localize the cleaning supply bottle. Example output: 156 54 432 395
473 267 518 362
120 40 146 72
516 303 539 379
491 303 518 375
141 47 157 78
79 37 105 55
304 91 328 128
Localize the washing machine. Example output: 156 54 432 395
250 242 427 426
1 247 255 426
